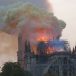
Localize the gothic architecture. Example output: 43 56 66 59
17 33 76 76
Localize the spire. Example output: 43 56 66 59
18 32 22 51
75 46 76 51
72 45 76 54
25 40 31 53
17 32 23 64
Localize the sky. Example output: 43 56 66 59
0 0 76 68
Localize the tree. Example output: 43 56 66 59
44 68 57 76
24 71 33 76
0 73 2 76
44 71 57 76
1 62 32 76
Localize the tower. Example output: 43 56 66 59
17 32 26 70
17 32 22 65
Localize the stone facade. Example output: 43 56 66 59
17 33 76 76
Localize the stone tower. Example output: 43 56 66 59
17 32 26 70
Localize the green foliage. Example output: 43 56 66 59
24 71 33 76
1 62 32 76
44 72 52 76
0 73 2 76
44 71 57 76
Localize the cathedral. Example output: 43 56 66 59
17 33 76 76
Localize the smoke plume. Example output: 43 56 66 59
0 1 66 66
0 2 66 37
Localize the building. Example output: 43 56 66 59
17 33 76 76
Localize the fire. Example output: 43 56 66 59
32 44 55 55
32 27 53 42
47 47 55 54
30 27 55 55
36 35 49 42
31 45 37 55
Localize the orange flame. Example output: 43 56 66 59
36 35 49 42
33 27 53 42
46 47 55 54
31 27 54 55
